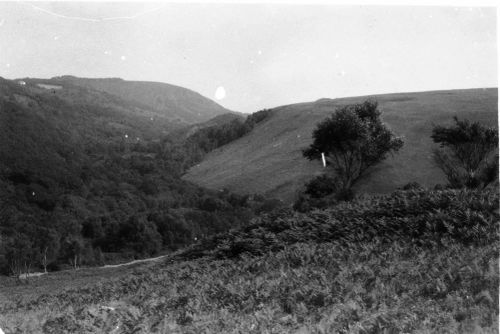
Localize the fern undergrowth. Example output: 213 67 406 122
0 189 498 333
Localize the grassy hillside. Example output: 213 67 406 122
41 76 235 124
0 188 497 333
184 88 498 203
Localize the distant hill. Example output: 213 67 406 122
0 77 175 182
183 88 498 202
40 76 235 124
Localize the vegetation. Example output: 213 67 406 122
0 77 498 333
432 116 498 189
184 89 498 202
181 108 273 165
0 78 274 276
182 188 498 260
0 188 497 333
293 174 339 212
156 109 273 173
297 100 404 209
45 76 234 124
297 113 499 211
303 100 403 199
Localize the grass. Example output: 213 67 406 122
0 188 497 333
183 88 498 203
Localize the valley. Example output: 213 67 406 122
0 77 497 334
1 4 497 333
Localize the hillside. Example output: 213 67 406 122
0 77 267 274
0 188 497 333
168 112 246 142
42 76 235 124
0 76 189 187
0 77 169 187
184 88 498 202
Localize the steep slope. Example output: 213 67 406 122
184 88 498 202
0 77 173 182
42 76 235 124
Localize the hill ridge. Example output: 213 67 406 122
269 87 498 111
14 75 235 124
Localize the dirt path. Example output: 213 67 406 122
102 254 168 268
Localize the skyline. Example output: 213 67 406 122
0 3 497 113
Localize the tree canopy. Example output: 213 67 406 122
303 100 403 196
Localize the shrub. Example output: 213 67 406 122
304 174 338 199
432 117 498 189
400 181 424 191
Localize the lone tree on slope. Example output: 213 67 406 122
431 116 498 189
303 100 404 199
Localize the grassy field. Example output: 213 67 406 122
183 88 498 203
0 188 497 333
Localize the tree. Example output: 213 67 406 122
303 100 403 198
5 233 36 279
114 215 162 257
431 117 498 188
63 236 84 270
35 228 60 273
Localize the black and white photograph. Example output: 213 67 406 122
0 1 498 333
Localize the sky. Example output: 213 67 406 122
0 2 497 113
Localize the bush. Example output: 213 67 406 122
304 174 338 198
255 198 284 214
400 181 424 191
294 174 356 212
432 117 498 189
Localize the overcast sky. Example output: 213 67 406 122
0 2 496 113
